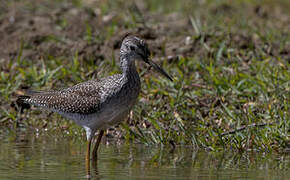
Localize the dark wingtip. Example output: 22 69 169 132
16 95 31 109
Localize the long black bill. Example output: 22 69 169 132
146 59 173 81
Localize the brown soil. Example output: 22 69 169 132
1 1 289 67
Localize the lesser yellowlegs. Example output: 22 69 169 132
17 35 173 172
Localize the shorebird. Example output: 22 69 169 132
16 36 173 172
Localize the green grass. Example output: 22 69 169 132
0 0 289 152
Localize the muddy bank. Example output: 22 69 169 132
1 0 289 65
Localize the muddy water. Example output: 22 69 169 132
0 129 289 180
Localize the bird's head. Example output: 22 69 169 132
120 36 173 81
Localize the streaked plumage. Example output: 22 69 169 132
16 36 172 171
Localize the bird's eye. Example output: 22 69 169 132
129 46 136 51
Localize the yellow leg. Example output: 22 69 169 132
92 130 104 159
86 138 92 176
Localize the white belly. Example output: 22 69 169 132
57 99 134 131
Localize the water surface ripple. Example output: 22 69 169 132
0 129 289 180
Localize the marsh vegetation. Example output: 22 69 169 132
0 0 289 152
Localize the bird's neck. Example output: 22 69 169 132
119 54 141 99
120 54 139 80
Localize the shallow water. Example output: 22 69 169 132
0 128 289 180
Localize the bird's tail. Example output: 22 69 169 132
16 95 32 109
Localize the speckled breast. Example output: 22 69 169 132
98 79 141 129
